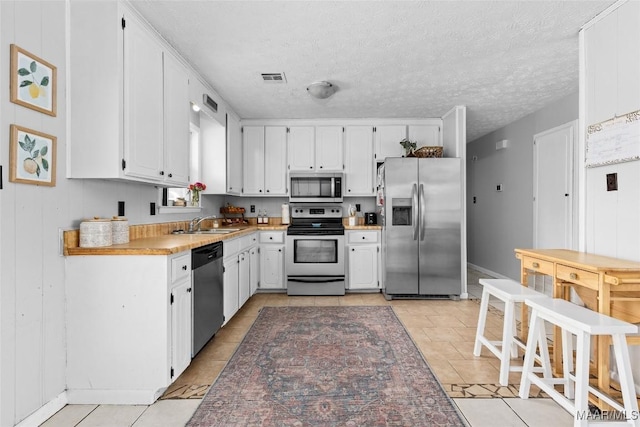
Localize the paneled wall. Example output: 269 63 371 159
0 3 222 425
583 0 640 259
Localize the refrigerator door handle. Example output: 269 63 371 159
411 183 419 240
419 183 426 241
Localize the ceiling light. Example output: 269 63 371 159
306 81 337 99
191 103 201 112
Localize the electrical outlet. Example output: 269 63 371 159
496 184 503 192
606 173 618 191
150 202 156 215
250 205 255 213
473 196 477 204
355 204 361 212
118 201 125 217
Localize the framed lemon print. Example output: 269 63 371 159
10 44 57 116
9 125 57 187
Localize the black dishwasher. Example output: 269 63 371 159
191 242 224 357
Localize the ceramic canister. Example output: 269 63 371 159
79 217 113 247
111 216 130 244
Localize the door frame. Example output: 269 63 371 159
532 120 578 250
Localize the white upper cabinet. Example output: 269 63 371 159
314 126 344 171
287 126 315 171
69 3 190 186
375 125 406 161
242 126 265 195
226 114 243 195
162 52 190 185
345 126 374 196
408 124 440 147
242 126 287 196
264 126 288 195
288 126 343 171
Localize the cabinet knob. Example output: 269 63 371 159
319 165 323 169
270 237 273 240
168 173 172 178
348 189 351 192
532 262 540 268
159 171 165 176
352 248 355 251
309 166 313 169
570 272 578 280
259 189 262 193
187 288 192 293
266 189 270 193
362 236 365 239
278 249 282 252
182 265 188 270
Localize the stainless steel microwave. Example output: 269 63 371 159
289 172 344 203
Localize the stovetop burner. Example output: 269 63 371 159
287 204 344 235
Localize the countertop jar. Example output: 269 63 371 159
79 217 113 248
111 216 129 244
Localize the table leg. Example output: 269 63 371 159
553 276 564 377
520 267 529 342
597 280 612 410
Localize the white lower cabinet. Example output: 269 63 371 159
223 233 258 323
259 231 286 289
346 230 381 290
65 251 192 404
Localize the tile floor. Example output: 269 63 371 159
41 269 574 426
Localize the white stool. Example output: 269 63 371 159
519 297 640 427
474 278 551 386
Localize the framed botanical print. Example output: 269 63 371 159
10 44 57 116
9 125 57 187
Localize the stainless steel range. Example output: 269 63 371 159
286 204 345 296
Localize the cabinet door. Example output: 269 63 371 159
242 126 265 195
345 126 374 196
123 14 164 181
264 126 288 195
315 126 344 171
238 252 250 307
163 51 190 186
170 279 192 380
408 124 440 147
249 246 260 295
375 125 406 161
260 245 285 289
227 114 242 195
288 126 315 171
348 245 379 289
223 258 240 322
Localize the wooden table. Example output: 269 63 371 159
514 248 640 408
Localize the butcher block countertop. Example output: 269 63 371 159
65 223 287 256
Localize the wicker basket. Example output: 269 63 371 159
412 146 443 158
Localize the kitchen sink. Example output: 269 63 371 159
185 228 240 235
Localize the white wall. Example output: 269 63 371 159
0 2 223 425
466 92 579 279
582 0 640 260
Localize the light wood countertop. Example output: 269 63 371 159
65 224 287 256
344 225 382 230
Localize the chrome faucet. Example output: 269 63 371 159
189 215 217 232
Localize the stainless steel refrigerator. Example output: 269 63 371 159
383 157 462 298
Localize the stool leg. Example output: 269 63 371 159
610 333 640 426
474 288 490 357
511 304 519 358
500 300 515 386
519 309 541 399
537 318 552 380
561 328 574 400
573 331 590 427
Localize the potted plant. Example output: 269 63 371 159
399 138 417 157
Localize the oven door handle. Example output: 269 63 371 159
288 277 344 284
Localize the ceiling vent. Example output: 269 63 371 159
261 72 287 83
203 94 218 113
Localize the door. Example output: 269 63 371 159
418 158 461 295
226 114 242 195
533 121 575 249
260 245 284 288
345 126 374 196
384 157 418 294
315 126 343 170
409 124 440 147
223 258 239 321
171 279 191 380
288 126 315 171
375 125 406 161
348 245 378 289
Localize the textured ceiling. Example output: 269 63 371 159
129 0 614 141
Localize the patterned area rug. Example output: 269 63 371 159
187 306 468 426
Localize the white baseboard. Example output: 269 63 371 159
467 263 511 280
15 392 68 427
66 388 162 405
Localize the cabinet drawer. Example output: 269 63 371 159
171 253 191 283
223 237 240 258
348 231 379 244
260 231 284 243
240 233 257 250
557 265 599 290
523 256 553 276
